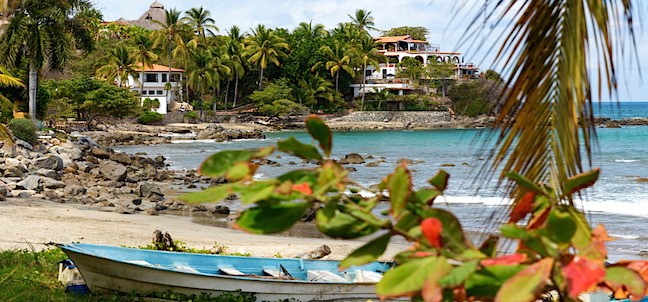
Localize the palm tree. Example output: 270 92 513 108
0 0 94 121
242 24 289 90
183 6 218 41
0 66 24 111
294 21 328 41
131 34 158 96
152 8 188 98
186 48 215 121
475 1 636 220
313 41 355 92
348 9 378 33
226 26 246 108
95 44 138 88
208 46 231 110
353 36 384 111
331 22 366 44
298 75 334 110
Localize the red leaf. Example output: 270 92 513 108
528 208 550 230
481 253 528 266
510 192 534 223
291 182 312 195
421 218 443 248
590 224 613 259
421 276 443 302
562 256 606 298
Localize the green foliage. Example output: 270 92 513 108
184 110 198 121
137 111 163 125
8 118 37 145
142 98 160 109
183 117 648 302
381 26 430 41
447 79 501 117
249 79 308 116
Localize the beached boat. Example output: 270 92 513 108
59 243 392 301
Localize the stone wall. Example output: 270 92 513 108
327 111 451 125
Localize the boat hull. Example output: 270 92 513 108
60 244 387 301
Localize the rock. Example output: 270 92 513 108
41 177 66 189
0 185 7 197
98 160 127 181
346 167 357 172
440 163 456 167
109 152 132 165
365 161 381 167
64 185 86 196
132 198 142 206
17 175 41 191
196 124 225 139
397 158 414 165
154 203 168 211
190 205 208 212
91 147 112 159
212 205 230 215
339 153 365 164
145 208 158 216
50 138 61 146
154 156 166 167
15 190 35 198
15 140 34 151
33 155 64 171
34 168 59 179
139 182 163 198
115 205 135 214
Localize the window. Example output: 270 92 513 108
148 90 155 95
170 74 180 82
156 90 163 95
145 73 158 83
161 74 167 83
141 91 147 95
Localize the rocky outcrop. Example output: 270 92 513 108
339 153 365 165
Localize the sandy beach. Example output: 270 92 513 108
0 198 411 260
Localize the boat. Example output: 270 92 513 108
59 243 393 301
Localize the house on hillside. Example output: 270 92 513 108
350 35 479 97
126 63 184 114
110 1 166 31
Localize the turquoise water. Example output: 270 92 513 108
116 102 648 260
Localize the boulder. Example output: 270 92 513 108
397 158 415 165
212 205 230 215
365 161 381 167
34 168 59 179
196 124 225 139
109 152 132 165
339 153 365 164
115 205 135 214
139 182 163 198
17 175 41 191
91 147 112 159
41 177 66 189
34 155 64 171
98 160 127 181
64 185 86 196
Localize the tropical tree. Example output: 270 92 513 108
243 25 289 90
152 8 188 98
348 9 378 33
353 36 384 110
208 46 231 110
298 75 335 110
131 34 159 96
225 26 247 108
183 6 218 41
186 48 214 120
0 0 94 121
294 21 328 41
331 22 365 44
313 41 355 92
426 60 455 97
0 66 24 110
95 44 138 88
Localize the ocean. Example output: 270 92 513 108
115 102 648 261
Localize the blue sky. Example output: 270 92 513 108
94 0 647 101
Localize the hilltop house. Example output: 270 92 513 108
350 35 479 97
127 63 184 114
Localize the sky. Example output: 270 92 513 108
93 0 648 102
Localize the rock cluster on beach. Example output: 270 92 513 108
0 135 230 216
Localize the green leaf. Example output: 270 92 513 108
439 259 479 288
563 168 599 196
305 115 332 158
237 181 276 204
277 137 323 160
605 266 647 299
226 162 255 181
500 224 551 257
395 211 420 235
376 256 451 297
387 165 412 219
236 202 309 234
567 207 592 251
316 200 378 239
178 184 234 203
466 265 525 298
545 208 576 245
277 169 318 184
199 150 255 177
339 233 391 269
413 189 441 205
479 235 499 258
505 171 545 195
428 170 449 191
494 258 553 302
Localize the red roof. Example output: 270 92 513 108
133 63 184 72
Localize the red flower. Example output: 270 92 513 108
421 218 443 248
291 182 312 195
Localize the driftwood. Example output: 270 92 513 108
295 245 331 260
152 230 177 251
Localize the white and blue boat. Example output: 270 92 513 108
60 243 392 301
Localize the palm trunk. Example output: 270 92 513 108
224 79 231 112
258 68 264 90
139 71 144 99
335 72 339 92
233 71 239 108
361 63 367 111
167 40 172 112
28 62 37 121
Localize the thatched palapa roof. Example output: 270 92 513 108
111 1 165 31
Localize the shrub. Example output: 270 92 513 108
8 118 38 145
142 98 160 109
184 110 198 122
137 111 163 125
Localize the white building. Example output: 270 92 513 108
127 63 184 114
351 35 479 97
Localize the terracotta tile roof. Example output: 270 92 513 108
133 63 184 72
374 35 412 43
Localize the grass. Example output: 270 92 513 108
0 247 256 301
